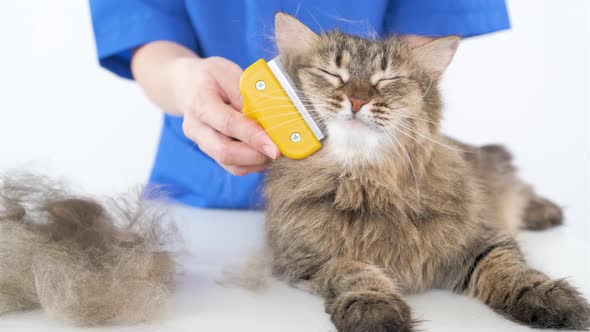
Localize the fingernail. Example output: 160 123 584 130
263 145 278 160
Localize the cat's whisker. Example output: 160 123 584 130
380 78 433 112
255 111 314 121
415 76 433 104
304 8 325 34
296 93 345 104
240 92 335 111
288 87 343 99
242 83 330 102
250 113 328 140
239 102 335 121
392 125 425 149
258 113 330 125
386 111 439 126
371 109 439 126
246 93 304 105
370 124 421 199
388 129 421 200
393 121 467 152
240 104 319 116
242 88 330 104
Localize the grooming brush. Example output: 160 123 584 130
240 57 325 159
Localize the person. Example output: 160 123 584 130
89 0 510 209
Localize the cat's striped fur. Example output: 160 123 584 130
264 13 589 331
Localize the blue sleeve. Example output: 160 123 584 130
385 0 510 37
89 0 198 79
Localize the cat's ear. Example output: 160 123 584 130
275 12 318 57
411 36 460 78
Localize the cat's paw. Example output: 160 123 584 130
330 291 415 332
507 279 590 330
522 196 563 230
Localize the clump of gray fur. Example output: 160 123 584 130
0 172 178 326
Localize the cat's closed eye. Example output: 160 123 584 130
315 67 346 86
374 76 403 89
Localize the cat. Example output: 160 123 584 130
264 13 590 332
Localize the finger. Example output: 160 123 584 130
187 122 269 167
223 163 270 177
198 93 280 159
206 57 244 111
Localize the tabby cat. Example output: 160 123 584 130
264 13 590 331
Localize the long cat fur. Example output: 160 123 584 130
0 172 177 325
264 13 590 331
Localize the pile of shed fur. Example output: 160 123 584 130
0 173 178 326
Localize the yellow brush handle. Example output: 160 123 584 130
240 59 321 160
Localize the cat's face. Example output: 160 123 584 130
274 13 459 165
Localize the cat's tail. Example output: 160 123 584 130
0 171 179 326
478 144 564 232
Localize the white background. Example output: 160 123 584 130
0 2 589 332
0 0 588 237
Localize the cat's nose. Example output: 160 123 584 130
349 97 369 113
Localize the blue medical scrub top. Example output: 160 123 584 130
89 0 510 209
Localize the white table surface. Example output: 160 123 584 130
1 204 589 332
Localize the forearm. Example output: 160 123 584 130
131 41 200 116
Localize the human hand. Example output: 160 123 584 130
173 56 280 176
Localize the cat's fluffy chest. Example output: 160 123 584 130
265 148 478 292
265 159 473 292
267 155 407 214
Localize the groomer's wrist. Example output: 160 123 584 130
168 56 208 116
131 41 202 115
